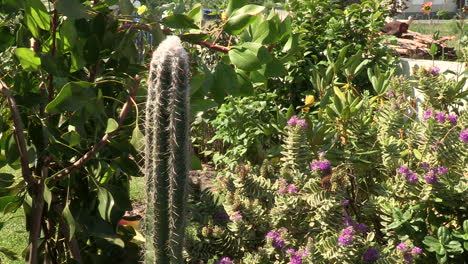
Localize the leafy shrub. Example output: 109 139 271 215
436 9 451 20
187 69 468 263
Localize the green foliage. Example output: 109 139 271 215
143 36 190 264
207 93 286 169
187 69 468 263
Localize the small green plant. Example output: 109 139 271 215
143 36 190 264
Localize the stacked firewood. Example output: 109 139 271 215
387 30 457 60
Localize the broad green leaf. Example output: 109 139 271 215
15 48 41 71
43 184 52 210
0 196 17 215
229 42 271 71
333 86 346 104
226 0 247 17
213 63 239 99
98 187 114 221
130 126 144 151
413 149 422 160
24 0 50 37
45 81 95 114
62 204 75 240
118 0 133 15
187 3 202 25
62 131 80 147
429 43 438 56
263 58 287 77
224 5 265 35
57 0 90 20
236 70 253 96
191 99 218 116
105 118 119 134
191 154 202 170
0 173 14 188
161 14 198 29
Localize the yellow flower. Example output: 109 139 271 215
421 2 432 15
221 12 227 22
302 95 315 112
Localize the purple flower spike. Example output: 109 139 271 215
289 254 303 264
287 184 299 193
429 67 440 76
355 223 368 233
286 248 296 255
287 115 298 125
403 252 413 263
460 129 468 143
272 238 285 249
217 257 233 264
343 200 350 207
406 172 419 183
437 167 448 175
397 243 408 251
318 151 326 158
338 226 354 246
362 248 380 262
310 160 332 174
448 114 458 124
423 109 433 120
434 112 446 124
425 169 438 184
297 249 310 257
296 119 308 128
265 230 280 240
398 165 411 174
230 211 242 221
411 247 423 255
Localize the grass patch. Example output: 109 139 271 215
0 166 27 264
0 166 146 263
409 20 463 49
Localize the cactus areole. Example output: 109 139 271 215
144 36 190 264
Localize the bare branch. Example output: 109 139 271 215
52 76 140 180
0 78 35 185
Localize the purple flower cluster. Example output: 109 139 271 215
460 129 468 143
216 257 233 264
397 165 419 183
265 229 286 249
362 248 380 262
287 115 308 128
429 67 440 76
310 160 332 175
423 110 458 125
230 211 242 221
338 226 355 246
286 248 310 264
278 179 299 194
396 242 423 263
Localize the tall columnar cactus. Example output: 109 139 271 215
144 36 190 264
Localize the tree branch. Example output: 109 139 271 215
0 79 35 185
52 76 140 180
117 23 231 53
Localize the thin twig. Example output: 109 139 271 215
117 23 231 53
51 76 140 180
0 78 35 185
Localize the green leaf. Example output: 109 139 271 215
226 0 247 17
45 81 95 114
213 62 239 99
264 58 287 77
191 99 218 116
429 43 438 56
62 131 80 147
118 0 134 15
413 149 422 160
105 118 119 134
0 196 17 215
191 154 202 170
229 42 271 71
62 204 76 240
98 187 114 221
161 14 198 29
24 0 50 37
130 126 144 151
57 0 90 20
15 48 41 71
224 5 265 35
43 184 52 211
187 3 202 25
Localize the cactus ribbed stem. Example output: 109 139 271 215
144 36 190 264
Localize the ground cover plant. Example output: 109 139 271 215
0 0 467 264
